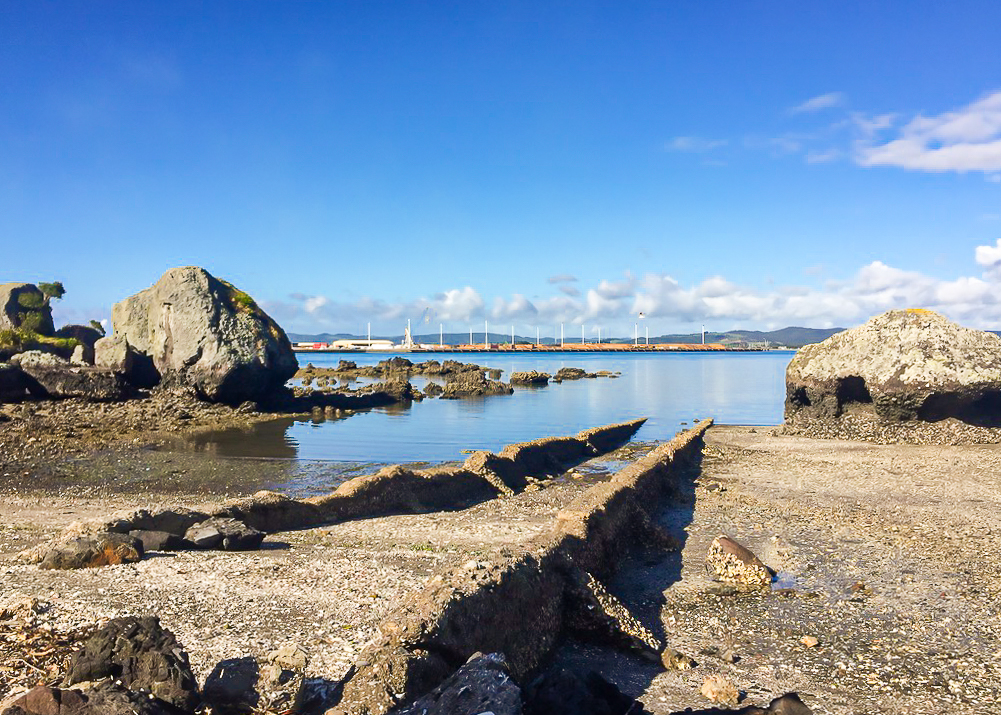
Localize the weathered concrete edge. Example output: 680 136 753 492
87 418 647 539
207 418 647 533
328 419 713 715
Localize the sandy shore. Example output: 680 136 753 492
3 422 1000 713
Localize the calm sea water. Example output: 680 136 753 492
178 351 793 467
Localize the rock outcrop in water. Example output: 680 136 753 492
785 309 1001 426
94 267 297 404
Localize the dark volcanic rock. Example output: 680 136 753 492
395 652 522 715
786 309 1001 426
184 517 265 550
64 616 200 712
423 382 444 398
94 266 298 404
523 667 640 715
12 351 133 401
39 532 143 570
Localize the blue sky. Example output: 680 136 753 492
3 1 1001 337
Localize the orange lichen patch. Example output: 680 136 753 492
906 307 936 315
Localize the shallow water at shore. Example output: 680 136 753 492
169 352 793 469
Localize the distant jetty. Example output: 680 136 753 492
292 341 767 354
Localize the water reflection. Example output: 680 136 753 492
173 352 794 464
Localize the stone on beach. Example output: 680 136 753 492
700 674 740 705
38 532 143 570
184 517 265 550
706 535 772 586
10 351 133 401
63 616 200 712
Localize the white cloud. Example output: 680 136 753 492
265 241 1001 334
850 112 897 137
856 90 1001 173
304 295 328 313
547 274 578 284
491 294 538 321
559 284 580 297
666 136 727 152
790 92 846 114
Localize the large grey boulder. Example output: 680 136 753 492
0 283 54 335
786 309 1001 425
96 267 297 403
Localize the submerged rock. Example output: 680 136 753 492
510 370 551 386
95 266 297 403
786 309 1001 426
441 370 512 399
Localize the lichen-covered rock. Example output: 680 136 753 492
63 616 200 712
0 283 54 335
786 309 1001 425
706 535 772 587
99 266 297 403
38 533 143 570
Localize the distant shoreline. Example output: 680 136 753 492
292 344 790 354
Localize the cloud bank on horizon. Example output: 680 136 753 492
263 238 1001 335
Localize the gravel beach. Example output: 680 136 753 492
2 418 1000 713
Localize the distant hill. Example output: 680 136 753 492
288 326 845 348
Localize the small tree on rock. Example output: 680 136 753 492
37 281 66 307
